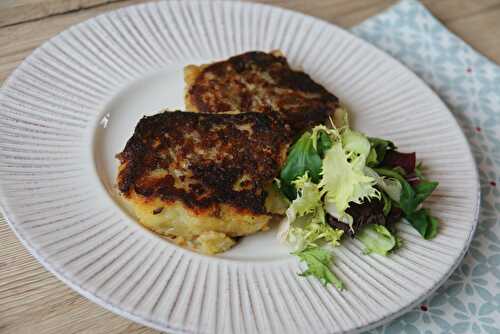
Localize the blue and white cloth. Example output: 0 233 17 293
352 0 500 333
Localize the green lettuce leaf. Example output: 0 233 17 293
374 167 439 239
286 220 344 251
342 129 371 158
414 181 439 205
278 173 343 252
414 162 424 179
294 247 343 289
357 224 397 256
372 166 405 182
381 191 392 217
367 137 396 167
290 173 323 216
310 125 337 157
364 166 402 202
375 168 438 215
406 209 439 240
280 131 326 199
317 131 333 157
320 142 379 217
374 167 417 213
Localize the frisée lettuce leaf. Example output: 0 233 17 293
342 129 371 158
320 140 379 218
294 246 343 289
289 172 323 216
286 221 344 252
277 173 343 252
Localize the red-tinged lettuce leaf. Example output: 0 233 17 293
387 207 402 226
381 151 416 175
405 172 421 187
327 199 386 237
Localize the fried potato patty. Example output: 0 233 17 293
184 50 339 133
116 111 291 253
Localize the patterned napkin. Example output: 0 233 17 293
352 0 500 333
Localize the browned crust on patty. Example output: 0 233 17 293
184 50 339 133
116 111 292 215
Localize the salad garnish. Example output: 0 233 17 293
275 112 439 289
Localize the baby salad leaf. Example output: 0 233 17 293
372 167 405 182
373 167 417 214
357 224 397 256
278 172 343 252
406 209 439 239
414 162 424 179
381 151 416 175
414 181 439 204
317 131 333 157
367 137 396 167
290 173 323 216
381 191 392 217
366 150 378 168
327 199 386 237
287 222 344 252
310 125 337 157
294 247 343 289
320 128 381 220
399 178 420 214
320 142 379 217
342 129 371 158
280 132 323 199
364 166 402 203
387 207 403 226
374 167 439 239
398 179 438 216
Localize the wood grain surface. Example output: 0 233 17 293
1 1 499 333
0 0 122 27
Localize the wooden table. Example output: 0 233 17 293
1 1 499 333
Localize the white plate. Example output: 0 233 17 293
0 1 479 333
